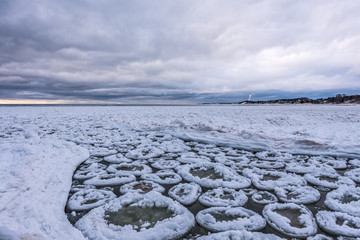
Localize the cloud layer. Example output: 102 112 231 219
1 0 359 103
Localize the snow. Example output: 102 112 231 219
176 163 251 189
106 162 152 176
168 183 202 205
75 191 195 240
199 188 248 207
151 159 180 170
196 230 285 240
344 168 360 183
324 187 360 217
195 207 266 232
274 186 320 204
67 189 116 211
119 180 165 194
1 105 360 239
263 203 317 238
0 134 89 239
141 170 183 184
84 172 136 186
251 191 278 204
304 171 355 189
316 211 360 237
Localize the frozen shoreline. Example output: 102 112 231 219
0 105 359 239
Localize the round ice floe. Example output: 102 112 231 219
75 191 195 240
106 162 152 176
285 161 334 174
177 152 211 164
125 144 164 160
255 151 291 161
168 183 202 205
147 133 173 142
263 203 317 238
199 188 248 207
104 153 132 163
84 173 136 186
242 188 257 196
243 168 306 191
308 156 347 170
151 159 180 170
196 230 285 240
316 211 360 237
176 163 251 189
304 171 355 189
324 187 360 217
274 186 320 204
215 155 250 166
306 234 333 240
344 168 360 183
70 184 96 193
158 139 190 153
89 147 117 157
196 207 266 232
73 168 107 180
251 191 278 204
141 170 182 185
119 180 165 194
250 160 284 169
67 189 116 211
349 159 360 167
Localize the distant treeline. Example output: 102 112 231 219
238 94 360 104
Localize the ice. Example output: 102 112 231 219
243 168 307 190
106 162 152 176
103 153 133 163
307 234 333 240
274 186 321 204
195 207 266 232
263 203 317 238
125 144 165 160
304 171 355 189
168 183 202 205
316 211 360 237
0 226 20 240
199 188 248 207
250 160 285 169
344 168 360 183
75 191 195 240
324 187 360 217
1 105 360 239
84 173 136 186
251 191 278 204
308 156 347 170
141 170 183 184
67 189 116 211
158 139 190 153
196 230 285 240
285 161 335 174
0 136 89 239
176 163 251 189
119 180 165 194
151 159 180 170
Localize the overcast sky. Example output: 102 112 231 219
0 0 359 104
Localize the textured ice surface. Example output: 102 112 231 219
2 105 360 239
304 171 355 189
274 186 320 204
106 162 152 176
324 187 360 217
168 183 202 205
251 191 278 205
263 203 317 238
151 159 180 170
177 163 251 189
196 230 285 240
119 180 165 194
67 189 116 211
199 188 248 207
316 211 360 237
196 207 266 232
75 191 195 240
141 170 182 185
84 173 136 186
344 168 360 183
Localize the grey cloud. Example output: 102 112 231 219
0 0 359 103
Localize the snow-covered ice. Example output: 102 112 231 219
67 189 116 211
316 211 360 237
199 187 248 207
196 207 266 232
196 230 285 240
119 180 165 194
263 203 317 238
251 191 278 205
274 185 321 204
324 187 360 217
168 183 202 205
75 191 195 240
1 105 360 239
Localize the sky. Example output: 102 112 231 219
0 0 359 104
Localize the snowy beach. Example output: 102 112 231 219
1 105 360 239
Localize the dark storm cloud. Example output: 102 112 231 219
0 0 359 103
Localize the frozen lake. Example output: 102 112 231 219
1 105 360 239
